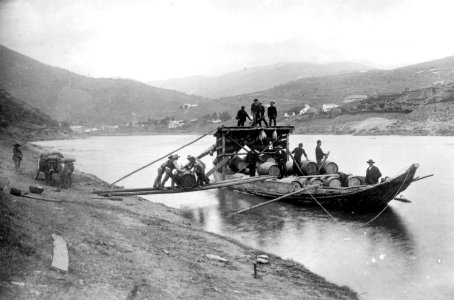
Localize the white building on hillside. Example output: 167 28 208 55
299 104 310 115
322 104 339 112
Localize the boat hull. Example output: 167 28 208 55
214 164 419 212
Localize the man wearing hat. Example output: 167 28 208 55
267 101 277 126
236 106 252 127
365 159 382 185
250 99 260 126
153 154 181 189
12 143 23 173
185 155 210 186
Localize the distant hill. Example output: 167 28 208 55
208 55 454 112
149 62 372 99
0 45 208 125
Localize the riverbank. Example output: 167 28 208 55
0 136 358 299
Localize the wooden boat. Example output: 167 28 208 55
211 126 420 212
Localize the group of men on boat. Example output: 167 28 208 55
236 98 277 127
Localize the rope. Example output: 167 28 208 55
306 188 338 223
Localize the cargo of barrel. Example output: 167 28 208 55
257 162 280 177
174 172 197 189
324 176 342 188
300 160 317 175
319 160 339 175
260 154 276 163
228 156 247 172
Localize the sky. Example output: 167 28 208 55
1 0 454 81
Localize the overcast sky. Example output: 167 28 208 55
1 0 453 81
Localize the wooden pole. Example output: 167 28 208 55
100 176 276 196
317 151 330 173
288 152 304 175
109 128 216 186
411 174 433 182
231 185 319 215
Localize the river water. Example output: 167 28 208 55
34 134 454 300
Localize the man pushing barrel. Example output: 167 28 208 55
153 154 182 189
186 155 210 186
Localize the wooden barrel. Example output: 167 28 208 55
285 161 294 175
295 177 308 186
228 156 247 172
307 177 323 186
324 176 342 188
174 173 197 189
347 175 361 187
300 160 317 175
320 160 339 174
260 154 276 164
257 162 281 177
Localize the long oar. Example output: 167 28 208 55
109 128 216 186
232 185 319 215
288 153 305 175
411 174 433 183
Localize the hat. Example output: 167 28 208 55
270 101 275 105
366 159 375 164
187 155 195 160
253 98 258 102
317 140 321 143
14 143 21 147
169 154 179 159
276 145 283 149
241 106 245 109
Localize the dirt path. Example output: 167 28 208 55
0 140 358 299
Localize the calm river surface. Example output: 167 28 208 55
34 134 454 300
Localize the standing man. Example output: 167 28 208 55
315 140 329 167
365 159 382 185
12 143 23 173
275 145 287 178
267 101 277 126
258 102 269 127
250 99 260 126
186 155 210 186
245 146 259 177
291 143 308 174
236 106 252 127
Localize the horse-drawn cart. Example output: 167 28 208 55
35 152 75 188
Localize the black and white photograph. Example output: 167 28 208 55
1 0 453 299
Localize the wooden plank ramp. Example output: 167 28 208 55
51 234 69 272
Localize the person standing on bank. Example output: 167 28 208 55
12 143 23 173
245 146 259 177
236 106 252 127
267 101 277 126
292 143 308 174
315 140 329 167
365 159 382 185
250 99 260 126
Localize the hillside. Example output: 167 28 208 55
149 62 371 99
0 45 209 125
209 55 454 113
0 88 71 141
